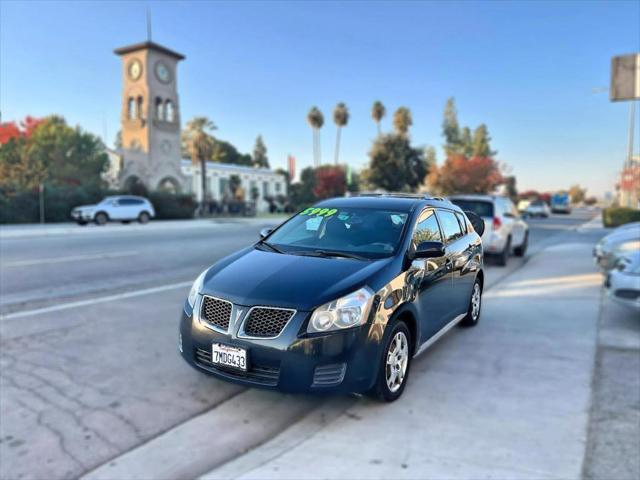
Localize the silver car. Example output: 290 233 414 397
71 195 155 225
594 223 640 271
448 195 529 266
605 251 640 311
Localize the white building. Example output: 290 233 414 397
181 159 287 212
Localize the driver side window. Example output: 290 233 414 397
412 210 442 248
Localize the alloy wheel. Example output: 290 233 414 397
471 283 481 321
386 331 409 393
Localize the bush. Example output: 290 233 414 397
0 185 105 223
602 207 640 228
0 187 196 223
147 192 196 220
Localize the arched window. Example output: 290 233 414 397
127 97 136 120
165 100 174 122
137 96 144 119
155 97 164 120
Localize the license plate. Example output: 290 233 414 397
211 343 247 371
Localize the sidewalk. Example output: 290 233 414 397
203 239 604 479
0 216 288 239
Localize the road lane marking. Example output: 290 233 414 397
0 281 192 320
3 251 139 267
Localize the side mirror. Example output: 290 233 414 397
464 211 485 236
259 227 273 239
414 241 445 259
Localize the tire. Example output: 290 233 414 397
94 212 108 226
496 237 511 267
369 321 412 402
77 220 87 226
121 220 131 224
514 232 528 257
460 277 482 327
138 212 150 224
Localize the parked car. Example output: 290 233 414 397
71 196 155 225
551 192 571 214
605 251 640 311
179 194 485 402
517 199 531 214
594 224 640 271
448 194 529 266
524 200 551 218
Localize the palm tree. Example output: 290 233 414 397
185 116 217 214
307 106 324 167
393 107 412 136
371 101 386 136
333 102 349 165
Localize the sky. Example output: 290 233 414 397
1 0 639 197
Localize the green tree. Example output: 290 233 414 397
289 166 316 208
442 97 461 155
211 139 252 166
368 134 427 192
472 124 497 157
504 175 518 201
307 106 324 167
371 100 386 136
333 102 349 165
252 135 269 168
184 116 216 213
0 115 108 192
392 107 413 136
424 146 437 171
461 126 473 157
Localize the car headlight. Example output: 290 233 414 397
307 287 375 334
187 270 207 308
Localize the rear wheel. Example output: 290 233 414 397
460 278 482 327
370 321 412 402
76 220 87 226
138 212 150 224
496 237 511 266
514 232 528 257
94 212 108 226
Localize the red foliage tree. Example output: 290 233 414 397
430 154 503 195
313 166 347 200
0 116 44 144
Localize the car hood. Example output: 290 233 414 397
201 247 394 311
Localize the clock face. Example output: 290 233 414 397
160 140 172 154
128 59 142 81
155 61 172 84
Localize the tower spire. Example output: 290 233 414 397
146 7 152 42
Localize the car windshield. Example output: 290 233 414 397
531 200 545 206
449 199 494 218
264 207 409 259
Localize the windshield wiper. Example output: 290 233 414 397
256 240 284 254
290 249 368 261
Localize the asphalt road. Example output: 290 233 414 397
0 210 598 480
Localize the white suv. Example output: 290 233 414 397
448 195 529 266
71 196 155 226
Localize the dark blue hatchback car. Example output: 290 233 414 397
179 194 484 401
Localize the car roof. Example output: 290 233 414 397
314 194 463 214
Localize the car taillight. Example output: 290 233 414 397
492 217 502 230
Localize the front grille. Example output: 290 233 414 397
194 348 280 386
312 363 347 386
201 296 232 331
242 307 295 338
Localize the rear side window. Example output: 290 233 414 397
437 210 464 243
412 210 442 246
449 199 494 218
455 212 469 233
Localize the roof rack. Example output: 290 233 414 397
355 192 450 202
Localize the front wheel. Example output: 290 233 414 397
138 212 150 224
370 321 412 402
460 278 482 327
94 212 108 226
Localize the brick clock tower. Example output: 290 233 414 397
114 41 186 192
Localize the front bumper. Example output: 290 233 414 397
71 210 93 221
179 298 384 394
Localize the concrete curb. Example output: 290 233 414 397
80 389 320 480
